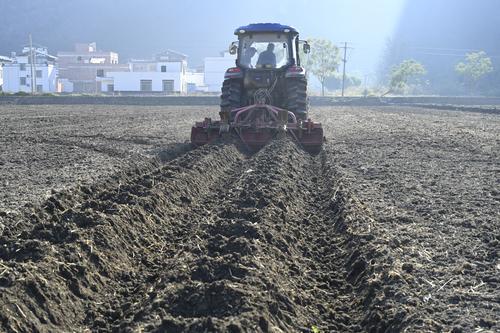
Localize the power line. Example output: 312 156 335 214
29 34 35 95
413 51 500 58
408 46 484 52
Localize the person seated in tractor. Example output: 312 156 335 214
241 47 257 67
257 43 276 67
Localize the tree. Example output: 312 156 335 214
301 38 340 96
455 51 493 94
384 59 426 95
377 38 408 86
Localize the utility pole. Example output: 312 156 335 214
363 73 371 97
33 39 37 93
340 42 353 97
29 34 35 95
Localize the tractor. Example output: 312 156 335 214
191 23 323 153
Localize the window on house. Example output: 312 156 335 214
161 65 167 72
96 69 104 77
36 70 42 78
20 77 27 85
36 85 43 92
162 80 174 93
140 80 152 92
20 63 26 71
107 84 114 92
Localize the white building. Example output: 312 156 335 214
57 43 129 93
101 50 188 94
0 56 13 91
185 70 206 93
204 52 236 92
3 46 58 93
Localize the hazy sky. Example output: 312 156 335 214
217 0 406 76
160 0 406 75
1 0 405 76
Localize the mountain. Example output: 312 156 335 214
380 0 500 95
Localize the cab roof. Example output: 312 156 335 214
234 23 298 35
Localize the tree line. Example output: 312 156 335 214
301 38 495 96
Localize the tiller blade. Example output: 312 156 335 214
190 104 324 153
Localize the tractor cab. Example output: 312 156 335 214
222 24 311 113
229 23 309 70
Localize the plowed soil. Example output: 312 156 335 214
0 105 498 332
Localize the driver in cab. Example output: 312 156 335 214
257 43 276 68
241 47 257 68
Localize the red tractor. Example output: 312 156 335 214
191 23 323 153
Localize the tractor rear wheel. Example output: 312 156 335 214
285 77 308 120
220 79 242 113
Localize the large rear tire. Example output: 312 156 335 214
220 79 243 113
285 77 308 120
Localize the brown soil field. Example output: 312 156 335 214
0 105 498 332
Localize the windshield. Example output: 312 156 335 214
238 33 291 69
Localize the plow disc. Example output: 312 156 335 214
191 104 324 153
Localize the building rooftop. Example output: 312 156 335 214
0 55 13 63
155 50 187 62
129 50 187 63
19 46 57 61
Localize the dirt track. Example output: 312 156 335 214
0 105 498 332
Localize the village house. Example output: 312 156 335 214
2 46 58 93
101 50 188 94
57 43 129 93
0 55 13 91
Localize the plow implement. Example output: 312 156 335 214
191 103 324 153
